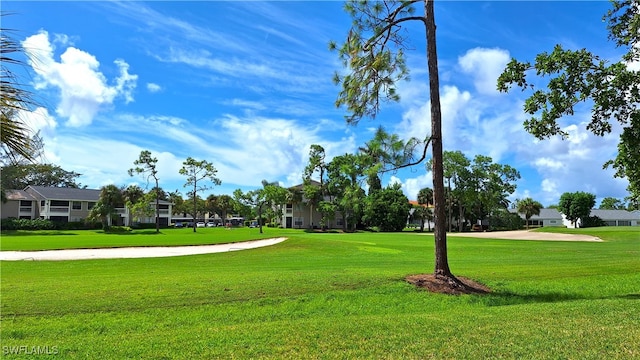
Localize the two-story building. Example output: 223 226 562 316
1 186 173 227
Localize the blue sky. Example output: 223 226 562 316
5 1 632 206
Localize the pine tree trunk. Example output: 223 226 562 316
425 0 452 279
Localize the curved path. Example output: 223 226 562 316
448 230 602 242
0 237 287 261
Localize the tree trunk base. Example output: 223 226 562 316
406 273 490 295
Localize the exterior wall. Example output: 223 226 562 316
121 202 173 227
542 218 563 227
600 219 638 226
34 200 98 222
282 202 337 229
1 200 20 219
22 187 173 226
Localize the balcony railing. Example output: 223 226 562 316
19 207 33 212
49 207 69 213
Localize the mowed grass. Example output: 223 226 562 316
1 228 639 359
0 227 294 251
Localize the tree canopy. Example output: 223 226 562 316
129 150 161 233
363 183 410 232
599 196 626 210
558 191 596 228
1 163 82 190
179 157 221 232
497 0 640 208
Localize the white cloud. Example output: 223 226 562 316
22 30 138 127
19 107 57 138
458 48 510 95
534 158 564 170
541 178 558 194
16 107 59 163
399 172 432 200
524 117 628 204
396 84 472 144
208 115 354 187
146 83 162 93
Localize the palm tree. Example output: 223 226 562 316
1 21 38 162
516 197 543 230
417 187 434 231
88 184 124 230
417 187 434 207
412 205 433 232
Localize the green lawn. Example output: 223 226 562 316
1 227 639 358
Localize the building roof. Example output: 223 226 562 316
510 208 562 220
590 209 640 221
24 186 173 205
510 207 639 221
26 186 101 201
289 180 322 190
4 189 37 201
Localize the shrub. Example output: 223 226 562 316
582 215 606 228
487 210 524 231
106 226 132 233
0 218 103 231
1 218 55 230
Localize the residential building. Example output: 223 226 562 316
584 209 639 227
407 200 434 229
508 208 565 228
510 208 639 228
281 181 345 229
1 186 172 227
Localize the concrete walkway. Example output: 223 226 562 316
0 237 287 261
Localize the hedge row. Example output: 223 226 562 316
1 218 102 231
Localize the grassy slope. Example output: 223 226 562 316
1 228 639 359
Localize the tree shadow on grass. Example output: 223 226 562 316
473 290 640 307
102 230 163 236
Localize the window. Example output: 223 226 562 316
20 200 32 207
294 217 303 226
72 201 82 210
618 220 631 226
41 200 45 206
88 202 96 210
51 200 69 207
337 218 344 226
